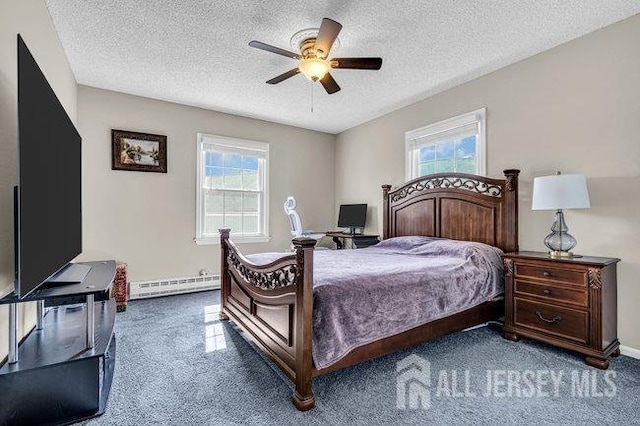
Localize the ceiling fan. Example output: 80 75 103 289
249 18 382 94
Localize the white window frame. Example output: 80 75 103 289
195 133 270 245
405 108 486 181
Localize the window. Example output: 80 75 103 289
196 134 269 244
405 108 486 180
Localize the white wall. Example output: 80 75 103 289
0 0 77 360
77 86 336 282
335 15 640 350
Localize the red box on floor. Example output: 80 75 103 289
112 262 128 312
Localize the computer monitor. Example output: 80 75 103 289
337 204 367 234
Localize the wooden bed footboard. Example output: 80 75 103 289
218 229 317 410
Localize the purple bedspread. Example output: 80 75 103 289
246 236 504 369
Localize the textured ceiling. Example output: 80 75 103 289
46 1 640 134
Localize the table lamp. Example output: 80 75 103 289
531 172 591 257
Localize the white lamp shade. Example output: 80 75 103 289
531 174 591 210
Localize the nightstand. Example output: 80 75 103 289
503 251 620 369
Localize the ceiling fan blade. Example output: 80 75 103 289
249 40 301 60
314 18 342 58
319 73 341 94
266 68 300 84
331 57 383 70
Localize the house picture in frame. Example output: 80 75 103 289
111 129 167 173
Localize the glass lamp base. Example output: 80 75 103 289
543 210 578 257
548 250 574 258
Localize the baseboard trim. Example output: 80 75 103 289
620 345 640 359
129 274 220 300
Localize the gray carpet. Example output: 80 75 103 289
86 291 640 425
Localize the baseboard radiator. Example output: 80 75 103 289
129 274 220 300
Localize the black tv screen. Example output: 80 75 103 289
16 35 82 298
337 204 367 230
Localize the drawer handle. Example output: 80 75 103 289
541 271 551 277
543 289 551 295
536 311 562 324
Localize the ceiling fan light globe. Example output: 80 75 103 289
299 58 330 82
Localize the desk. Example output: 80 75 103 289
325 232 380 249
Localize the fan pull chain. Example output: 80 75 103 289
310 82 314 113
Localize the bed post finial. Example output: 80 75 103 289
218 228 231 320
503 169 520 192
382 185 392 240
502 170 520 252
291 237 316 411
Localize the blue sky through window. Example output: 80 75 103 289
418 135 477 175
205 152 259 177
456 136 476 157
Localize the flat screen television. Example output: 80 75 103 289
337 204 367 234
15 35 87 299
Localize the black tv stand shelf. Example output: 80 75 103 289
0 260 117 425
0 260 116 305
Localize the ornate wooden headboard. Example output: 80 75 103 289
382 169 519 252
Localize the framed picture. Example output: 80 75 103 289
111 129 167 173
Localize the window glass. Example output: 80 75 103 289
406 109 486 180
196 134 269 243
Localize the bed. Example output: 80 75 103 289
218 170 520 410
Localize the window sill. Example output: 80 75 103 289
195 235 271 245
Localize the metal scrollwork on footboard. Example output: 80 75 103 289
391 175 503 202
227 250 297 290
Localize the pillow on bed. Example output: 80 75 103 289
407 238 505 270
373 235 443 250
377 236 503 264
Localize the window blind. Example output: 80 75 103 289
408 121 479 149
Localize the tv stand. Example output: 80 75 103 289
0 260 117 425
47 262 92 284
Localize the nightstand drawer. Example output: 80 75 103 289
514 298 588 344
514 280 587 307
515 264 586 286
